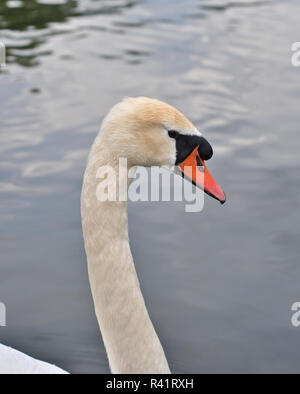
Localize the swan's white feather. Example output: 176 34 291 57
0 344 68 374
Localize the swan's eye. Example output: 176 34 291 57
168 130 180 139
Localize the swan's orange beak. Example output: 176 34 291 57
178 146 226 204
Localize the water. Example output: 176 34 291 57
0 0 300 373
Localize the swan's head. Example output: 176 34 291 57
100 97 226 203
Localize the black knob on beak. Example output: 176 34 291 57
198 137 213 161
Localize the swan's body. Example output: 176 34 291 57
0 97 225 374
0 344 67 374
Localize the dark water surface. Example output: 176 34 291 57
1 0 300 373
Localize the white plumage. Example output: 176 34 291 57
0 344 68 374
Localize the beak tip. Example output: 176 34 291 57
220 192 226 205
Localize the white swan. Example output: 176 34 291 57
0 344 67 374
0 97 225 374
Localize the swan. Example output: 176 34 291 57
0 344 67 374
0 97 225 374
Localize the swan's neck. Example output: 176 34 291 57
81 139 170 374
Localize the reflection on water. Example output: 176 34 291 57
1 0 300 373
200 0 270 11
0 0 140 67
0 0 139 30
0 0 77 31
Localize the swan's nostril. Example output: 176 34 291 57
196 155 203 167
